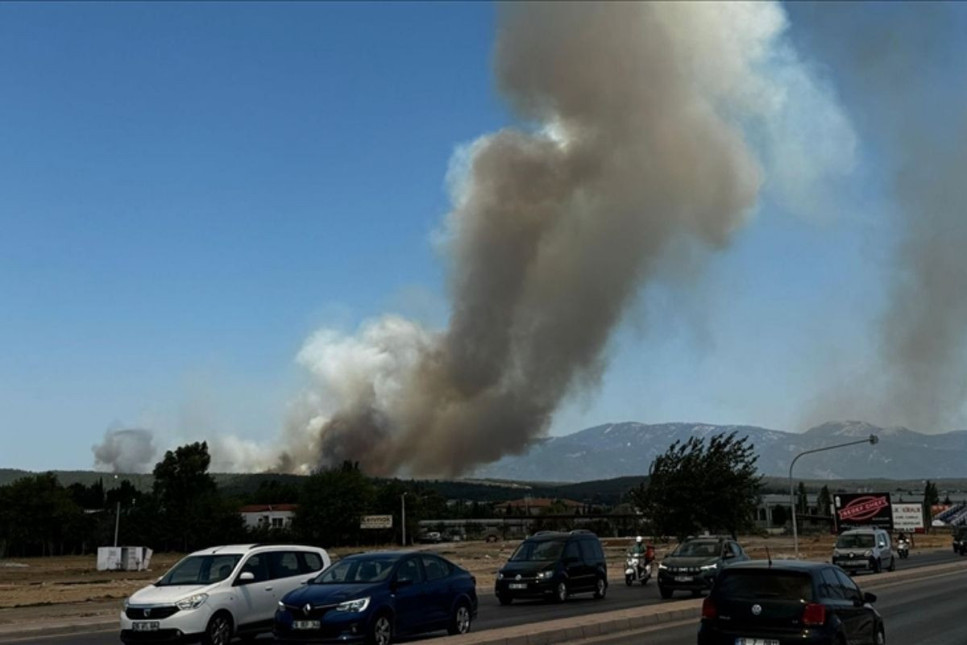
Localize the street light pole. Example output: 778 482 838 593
401 493 407 547
789 434 879 558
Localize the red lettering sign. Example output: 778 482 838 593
838 495 889 521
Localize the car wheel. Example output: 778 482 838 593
367 612 393 645
593 577 607 600
887 555 895 572
659 585 673 600
202 612 233 645
872 558 881 574
497 593 512 606
553 581 569 603
875 626 886 645
447 601 472 635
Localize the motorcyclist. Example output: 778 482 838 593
631 536 647 557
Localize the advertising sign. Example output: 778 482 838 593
360 515 393 530
891 503 924 533
833 493 893 532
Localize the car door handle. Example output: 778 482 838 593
264 586 273 591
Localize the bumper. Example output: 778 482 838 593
698 622 836 645
494 578 557 599
119 607 212 645
656 569 716 591
273 610 370 643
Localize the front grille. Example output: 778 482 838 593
126 606 180 620
282 602 338 620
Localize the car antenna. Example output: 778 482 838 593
765 546 772 567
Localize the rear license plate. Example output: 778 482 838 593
674 575 692 582
735 639 779 645
293 620 321 630
509 583 527 589
132 622 160 632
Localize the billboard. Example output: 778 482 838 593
360 515 393 529
891 503 924 532
833 493 893 532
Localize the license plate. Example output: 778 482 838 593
735 639 779 645
293 620 321 630
132 622 159 632
674 575 693 582
509 583 527 589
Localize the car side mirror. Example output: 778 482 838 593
236 571 255 585
863 592 877 604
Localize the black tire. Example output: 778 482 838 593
497 593 512 606
447 601 472 635
202 612 233 645
366 612 393 645
887 555 895 572
553 580 569 603
625 574 633 587
593 576 607 600
659 585 673 600
872 558 881 574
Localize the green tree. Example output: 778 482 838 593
923 480 940 530
797 482 809 515
152 442 243 551
630 432 761 540
295 461 375 547
0 474 85 556
816 485 832 517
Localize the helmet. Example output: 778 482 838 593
636 536 643 543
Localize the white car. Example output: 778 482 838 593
120 543 330 645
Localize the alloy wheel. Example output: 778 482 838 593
453 604 471 634
372 614 392 645
205 614 231 645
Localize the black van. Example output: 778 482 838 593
494 530 608 604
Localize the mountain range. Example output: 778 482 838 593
471 420 967 483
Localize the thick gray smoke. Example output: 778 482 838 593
790 4 967 432
221 2 853 476
92 428 157 473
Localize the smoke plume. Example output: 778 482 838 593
241 2 852 476
92 428 157 473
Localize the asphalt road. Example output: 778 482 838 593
7 550 962 645
567 565 967 644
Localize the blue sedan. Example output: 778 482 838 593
273 551 478 644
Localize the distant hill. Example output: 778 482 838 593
471 420 967 483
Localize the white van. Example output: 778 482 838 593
832 528 895 574
120 543 330 645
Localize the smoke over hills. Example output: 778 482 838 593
214 2 851 478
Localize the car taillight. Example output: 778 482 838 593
701 597 717 619
802 603 826 626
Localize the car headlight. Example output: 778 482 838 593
176 593 208 610
123 598 130 610
336 597 370 613
864 550 873 558
497 572 504 580
700 563 718 571
536 570 553 580
658 563 668 570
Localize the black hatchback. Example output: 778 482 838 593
697 560 885 645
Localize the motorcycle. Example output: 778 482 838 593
897 538 910 559
625 547 654 586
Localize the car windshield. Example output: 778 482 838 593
314 557 395 584
716 570 814 601
836 534 875 548
672 541 720 557
510 539 565 562
157 555 241 586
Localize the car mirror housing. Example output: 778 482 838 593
863 592 877 604
236 571 255 585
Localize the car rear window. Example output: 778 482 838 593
715 570 814 601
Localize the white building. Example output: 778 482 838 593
239 504 296 531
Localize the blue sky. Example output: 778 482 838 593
1 2 965 472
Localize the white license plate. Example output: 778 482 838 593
509 583 527 589
132 621 160 632
735 639 779 645
674 575 693 582
293 620 321 630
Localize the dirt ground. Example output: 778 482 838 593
0 533 952 627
